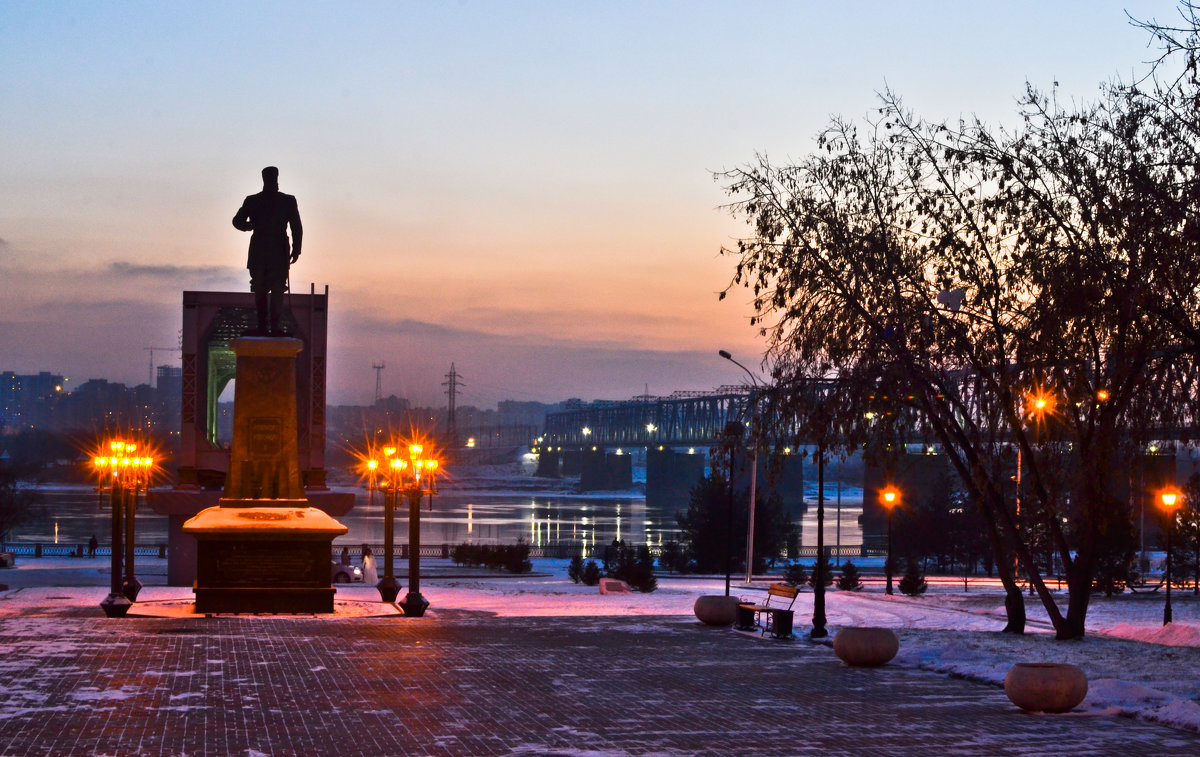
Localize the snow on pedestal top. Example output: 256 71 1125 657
182 505 348 536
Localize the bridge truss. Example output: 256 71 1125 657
543 389 754 448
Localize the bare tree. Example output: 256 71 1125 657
718 66 1200 637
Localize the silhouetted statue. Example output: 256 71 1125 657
232 166 302 336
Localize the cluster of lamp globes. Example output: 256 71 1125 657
93 440 155 486
364 444 439 492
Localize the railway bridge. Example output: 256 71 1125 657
538 387 804 513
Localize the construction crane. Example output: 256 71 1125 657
145 345 182 387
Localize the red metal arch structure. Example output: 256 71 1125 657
149 286 354 586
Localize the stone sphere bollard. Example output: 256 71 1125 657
1004 663 1088 713
832 627 900 667
693 595 740 626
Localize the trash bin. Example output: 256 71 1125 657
736 603 757 631
771 609 794 639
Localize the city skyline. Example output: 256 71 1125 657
0 1 1171 407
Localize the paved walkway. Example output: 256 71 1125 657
0 606 1197 756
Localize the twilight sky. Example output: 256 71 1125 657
0 1 1173 408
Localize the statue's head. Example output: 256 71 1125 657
262 166 279 190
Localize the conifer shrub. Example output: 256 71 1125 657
450 542 532 573
602 542 658 592
898 559 928 596
627 545 658 593
501 542 533 574
451 543 478 567
581 560 601 585
660 540 689 573
568 554 585 584
836 561 864 591
784 561 808 587
809 551 834 589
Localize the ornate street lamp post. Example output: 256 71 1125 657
95 440 155 616
881 485 900 596
1160 488 1181 626
374 447 402 603
400 443 438 618
122 445 153 601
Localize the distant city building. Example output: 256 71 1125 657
0 368 182 438
0 371 65 431
156 364 183 437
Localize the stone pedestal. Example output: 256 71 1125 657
186 506 346 613
220 338 308 508
183 337 347 613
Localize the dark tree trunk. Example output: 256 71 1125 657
979 495 1026 634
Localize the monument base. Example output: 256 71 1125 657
183 506 347 614
195 585 337 614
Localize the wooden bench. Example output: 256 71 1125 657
738 583 799 638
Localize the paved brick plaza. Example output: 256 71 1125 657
0 608 1197 756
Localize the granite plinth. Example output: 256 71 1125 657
222 337 307 503
184 506 347 614
149 488 356 587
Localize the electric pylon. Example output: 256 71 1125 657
442 364 462 452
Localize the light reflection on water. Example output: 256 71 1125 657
16 486 679 550
799 480 865 549
341 491 669 550
16 481 866 550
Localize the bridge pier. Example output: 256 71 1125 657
646 449 706 510
580 451 633 491
731 453 806 520
535 449 561 477
562 450 584 476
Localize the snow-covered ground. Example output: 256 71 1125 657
2 557 1198 735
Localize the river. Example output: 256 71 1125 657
10 478 863 552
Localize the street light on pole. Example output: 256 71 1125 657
370 447 403 603
95 439 155 617
121 444 152 602
718 350 762 585
400 442 438 618
881 485 900 596
1160 488 1181 626
811 440 828 639
365 441 440 615
722 421 743 597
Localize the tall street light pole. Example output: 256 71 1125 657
1160 488 1180 626
722 421 742 597
811 440 827 639
881 485 900 595
375 447 402 603
95 440 152 616
719 350 761 585
400 443 438 618
122 449 150 602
